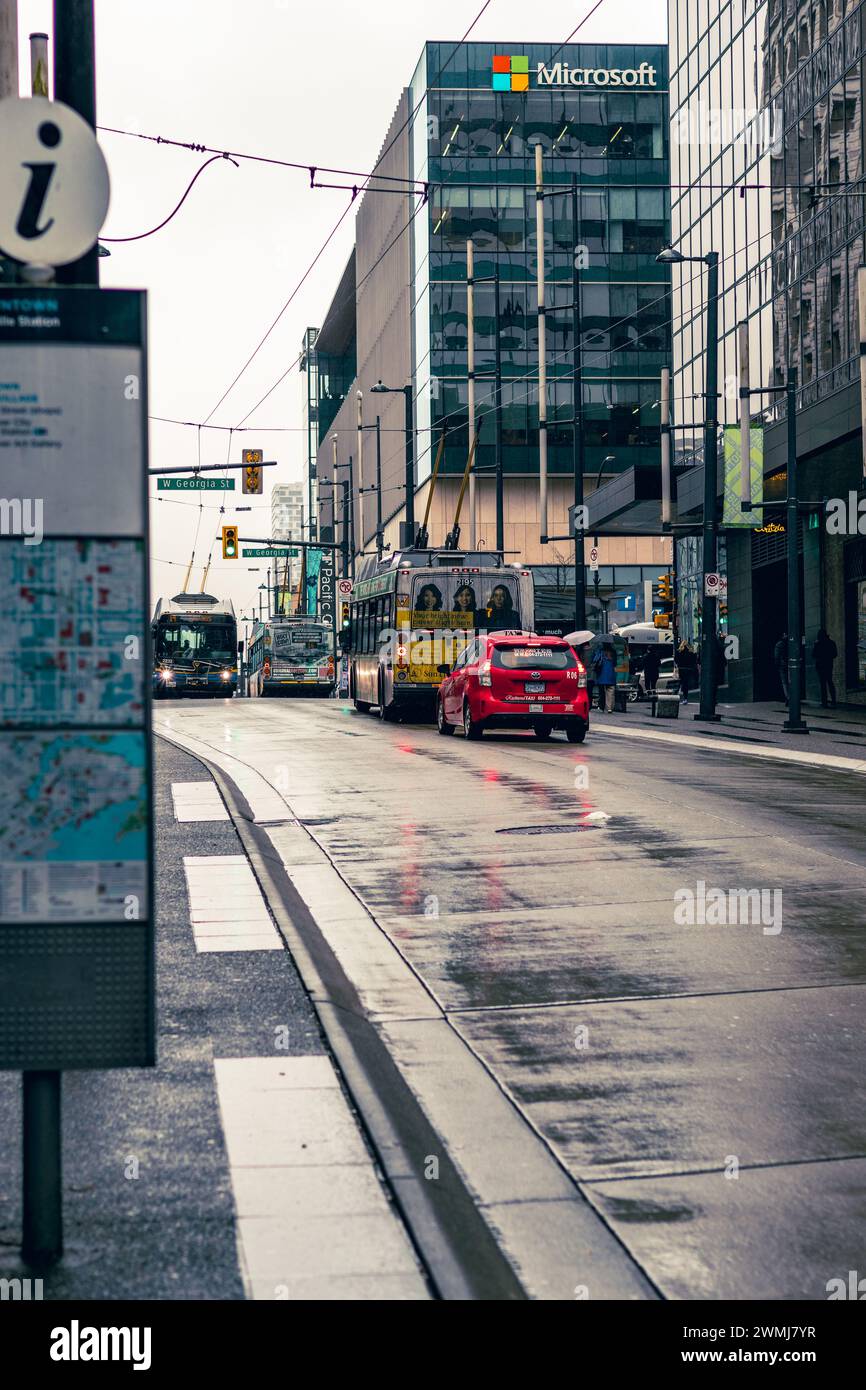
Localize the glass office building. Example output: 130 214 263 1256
313 39 673 604
409 40 671 485
668 0 866 701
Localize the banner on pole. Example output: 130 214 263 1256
723 425 763 527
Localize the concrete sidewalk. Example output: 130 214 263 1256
607 695 866 762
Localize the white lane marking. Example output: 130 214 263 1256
171 781 229 822
592 720 866 775
213 1056 429 1301
183 854 282 952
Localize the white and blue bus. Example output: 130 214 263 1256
245 615 335 697
152 593 238 697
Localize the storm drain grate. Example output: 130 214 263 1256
496 822 602 836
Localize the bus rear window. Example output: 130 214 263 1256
492 645 576 670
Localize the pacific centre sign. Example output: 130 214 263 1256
492 55 658 91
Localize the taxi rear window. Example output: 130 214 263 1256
492 645 576 670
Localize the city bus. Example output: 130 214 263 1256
152 593 238 697
245 614 335 696
345 549 535 722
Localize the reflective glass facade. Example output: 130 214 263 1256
670 0 864 436
408 41 671 482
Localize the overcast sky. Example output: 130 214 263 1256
15 0 666 615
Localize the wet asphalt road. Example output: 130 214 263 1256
157 696 866 1300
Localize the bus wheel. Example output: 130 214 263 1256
377 675 397 721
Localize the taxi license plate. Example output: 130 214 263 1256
525 682 545 694
528 702 544 713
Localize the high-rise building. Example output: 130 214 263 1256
271 482 304 602
312 39 673 627
666 0 865 702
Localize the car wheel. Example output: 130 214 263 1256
566 722 588 743
533 723 552 740
437 698 455 735
463 701 483 740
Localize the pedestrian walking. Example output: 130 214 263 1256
812 628 838 708
592 643 617 713
676 639 698 705
774 631 789 704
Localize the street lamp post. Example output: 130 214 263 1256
572 174 586 632
371 379 415 546
657 244 720 721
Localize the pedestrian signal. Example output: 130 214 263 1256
222 524 239 559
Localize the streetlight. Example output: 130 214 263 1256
332 432 354 578
370 379 415 545
656 242 720 722
591 455 616 633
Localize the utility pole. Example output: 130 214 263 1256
53 1 99 286
696 251 720 722
0 0 17 100
341 479 350 580
536 144 548 541
375 415 383 556
494 260 504 553
467 239 477 547
404 384 415 540
571 174 586 630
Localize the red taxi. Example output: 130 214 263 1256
436 633 589 742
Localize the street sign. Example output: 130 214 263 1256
338 578 354 598
589 546 599 573
705 572 721 597
243 548 298 559
158 477 235 491
0 98 110 266
718 575 728 599
0 287 152 1071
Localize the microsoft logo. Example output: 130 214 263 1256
492 55 529 91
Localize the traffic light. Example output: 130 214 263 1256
653 613 670 629
222 524 239 559
657 573 673 605
340 599 351 629
242 449 263 496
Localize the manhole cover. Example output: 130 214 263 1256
496 823 601 836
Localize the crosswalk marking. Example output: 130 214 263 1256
171 780 229 822
183 854 282 952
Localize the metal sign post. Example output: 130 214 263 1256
0 288 153 1265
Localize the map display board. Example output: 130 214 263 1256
0 731 148 921
0 288 153 1070
0 540 145 725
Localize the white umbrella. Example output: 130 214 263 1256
563 629 594 647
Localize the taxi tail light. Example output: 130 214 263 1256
479 659 492 687
577 659 587 689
